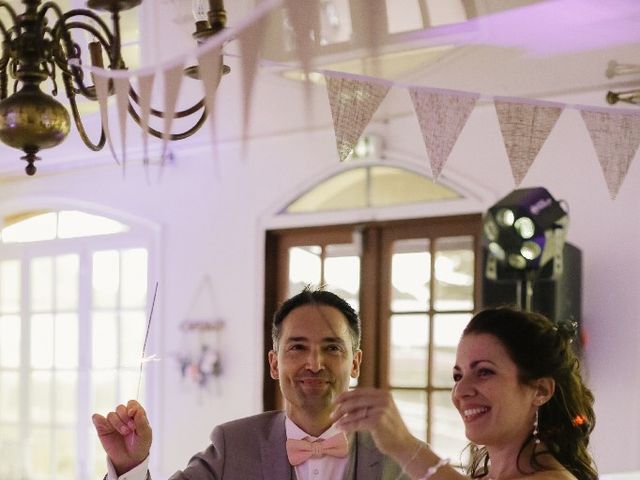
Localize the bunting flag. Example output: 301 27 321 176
136 72 155 165
239 13 269 143
160 62 186 162
114 77 130 171
283 0 320 123
93 73 120 165
409 88 479 179
494 98 564 186
325 75 390 161
198 46 223 171
580 108 640 199
62 1 638 199
283 0 319 80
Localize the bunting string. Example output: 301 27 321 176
65 1 640 198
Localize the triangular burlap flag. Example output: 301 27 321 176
198 45 223 171
239 14 269 143
283 0 319 80
94 73 120 165
161 62 185 162
494 99 563 186
409 88 479 179
580 108 640 199
114 76 130 171
136 72 155 166
325 75 390 161
283 0 320 124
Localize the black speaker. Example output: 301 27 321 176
481 242 582 327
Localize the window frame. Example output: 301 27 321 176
263 214 483 439
0 210 158 480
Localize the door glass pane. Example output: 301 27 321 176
288 246 321 295
434 236 474 311
120 311 146 368
92 371 117 415
30 371 52 422
29 427 52 476
55 428 75 479
55 372 77 424
56 255 79 310
391 239 430 312
0 425 20 478
120 248 148 308
0 260 20 312
389 313 428 387
0 315 20 367
432 313 470 387
93 250 120 308
55 313 78 369
92 312 117 368
31 256 53 312
392 389 427 440
324 243 360 310
0 371 19 421
120 370 139 403
31 313 54 368
430 390 468 465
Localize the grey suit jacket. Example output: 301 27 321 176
168 411 407 480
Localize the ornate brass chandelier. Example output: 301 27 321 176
0 0 229 175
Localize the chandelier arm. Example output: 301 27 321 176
61 71 106 151
128 85 206 119
0 2 17 27
44 3 121 101
0 43 10 75
50 22 113 100
127 101 209 141
43 4 115 46
0 69 6 99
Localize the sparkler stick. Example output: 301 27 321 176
129 281 159 448
136 281 159 400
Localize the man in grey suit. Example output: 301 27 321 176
93 288 409 479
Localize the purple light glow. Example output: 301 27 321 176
405 0 640 56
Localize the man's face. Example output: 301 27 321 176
268 304 362 424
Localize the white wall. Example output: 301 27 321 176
0 85 637 477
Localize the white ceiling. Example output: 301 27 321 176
0 0 638 179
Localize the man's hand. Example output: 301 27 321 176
92 399 153 476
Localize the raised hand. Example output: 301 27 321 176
331 387 416 460
92 399 153 475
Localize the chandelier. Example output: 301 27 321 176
0 0 229 175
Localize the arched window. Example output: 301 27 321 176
284 165 461 213
265 150 484 464
0 208 154 480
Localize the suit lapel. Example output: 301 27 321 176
354 431 385 479
260 412 294 480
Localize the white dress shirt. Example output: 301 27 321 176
107 455 148 480
285 417 350 480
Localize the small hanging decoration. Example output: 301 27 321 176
176 319 224 388
175 276 225 393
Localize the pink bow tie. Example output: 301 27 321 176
286 432 350 466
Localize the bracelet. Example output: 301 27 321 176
402 440 423 471
417 457 450 480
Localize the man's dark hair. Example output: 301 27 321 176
271 286 361 352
